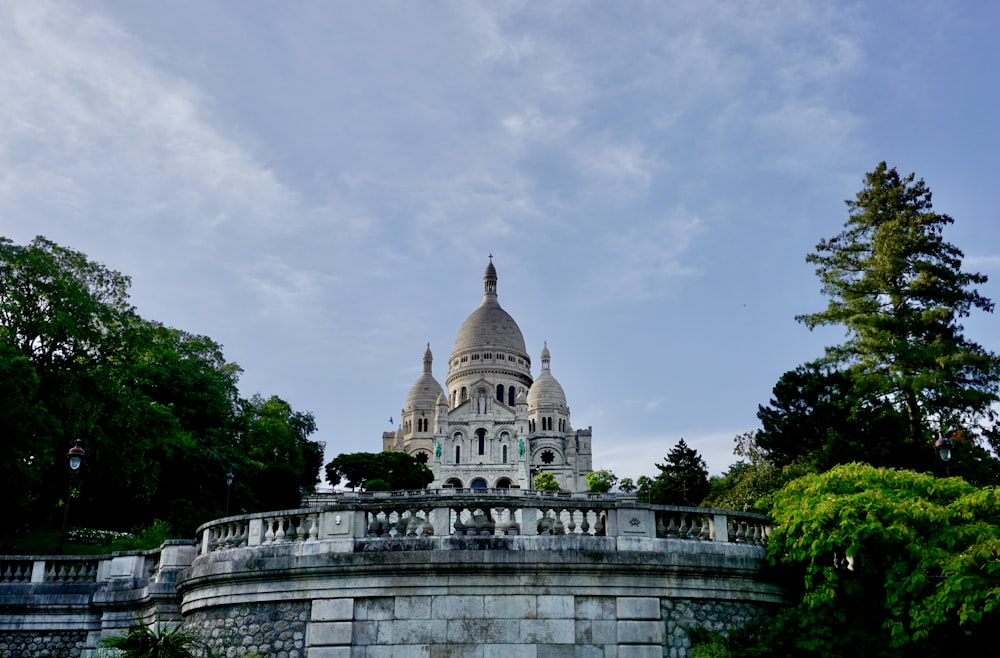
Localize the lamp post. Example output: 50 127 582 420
935 433 954 477
57 439 86 554
225 470 234 515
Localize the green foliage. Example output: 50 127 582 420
325 451 432 491
533 471 560 492
99 618 200 658
0 235 322 546
648 439 709 506
754 365 926 472
617 477 636 493
702 458 808 512
586 469 618 493
109 520 175 552
797 163 1000 447
764 464 1000 656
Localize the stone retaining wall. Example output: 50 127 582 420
0 631 87 658
183 601 309 658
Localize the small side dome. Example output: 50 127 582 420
405 344 444 409
527 342 566 409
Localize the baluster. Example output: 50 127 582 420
264 518 276 543
734 521 746 543
453 507 467 536
305 514 318 541
553 508 565 535
46 562 58 582
580 510 591 536
700 516 711 540
565 509 577 535
656 514 667 538
275 517 288 542
666 515 678 538
678 514 690 538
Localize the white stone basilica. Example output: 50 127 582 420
382 258 593 491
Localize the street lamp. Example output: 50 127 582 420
935 433 954 476
225 470 235 515
58 439 86 554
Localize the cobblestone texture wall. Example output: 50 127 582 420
662 598 772 658
0 631 86 658
183 601 309 658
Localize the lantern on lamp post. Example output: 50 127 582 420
225 470 235 516
935 433 954 477
57 439 86 554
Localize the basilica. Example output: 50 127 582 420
382 258 593 491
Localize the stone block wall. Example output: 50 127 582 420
297 594 770 658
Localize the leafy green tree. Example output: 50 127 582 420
533 471 560 492
617 477 636 493
635 475 654 503
762 464 1000 656
0 236 321 544
586 469 618 493
325 451 432 491
648 439 709 506
797 163 1000 448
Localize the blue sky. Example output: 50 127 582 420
3 1 998 480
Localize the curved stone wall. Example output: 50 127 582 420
0 495 782 657
179 496 783 657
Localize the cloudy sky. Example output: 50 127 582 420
3 1 998 480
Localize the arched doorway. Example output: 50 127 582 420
444 478 463 489
495 478 513 489
470 478 488 490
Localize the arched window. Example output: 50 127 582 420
477 428 486 455
444 477 463 489
495 478 513 489
470 478 488 490
502 445 508 463
497 384 504 402
508 386 515 406
461 387 467 402
455 445 461 464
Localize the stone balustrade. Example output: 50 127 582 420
196 490 771 556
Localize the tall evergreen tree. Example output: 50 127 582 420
797 163 1000 447
649 439 709 506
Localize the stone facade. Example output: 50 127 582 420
302 594 770 658
383 259 593 492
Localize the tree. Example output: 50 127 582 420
753 364 919 472
648 439 709 506
617 477 637 494
758 464 1000 656
0 236 321 544
325 451 432 491
533 472 560 492
586 469 618 493
797 163 1000 448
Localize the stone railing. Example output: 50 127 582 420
197 490 771 555
0 541 195 586
0 555 103 584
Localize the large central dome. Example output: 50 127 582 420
451 258 527 356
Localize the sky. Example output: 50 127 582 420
2 1 999 482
